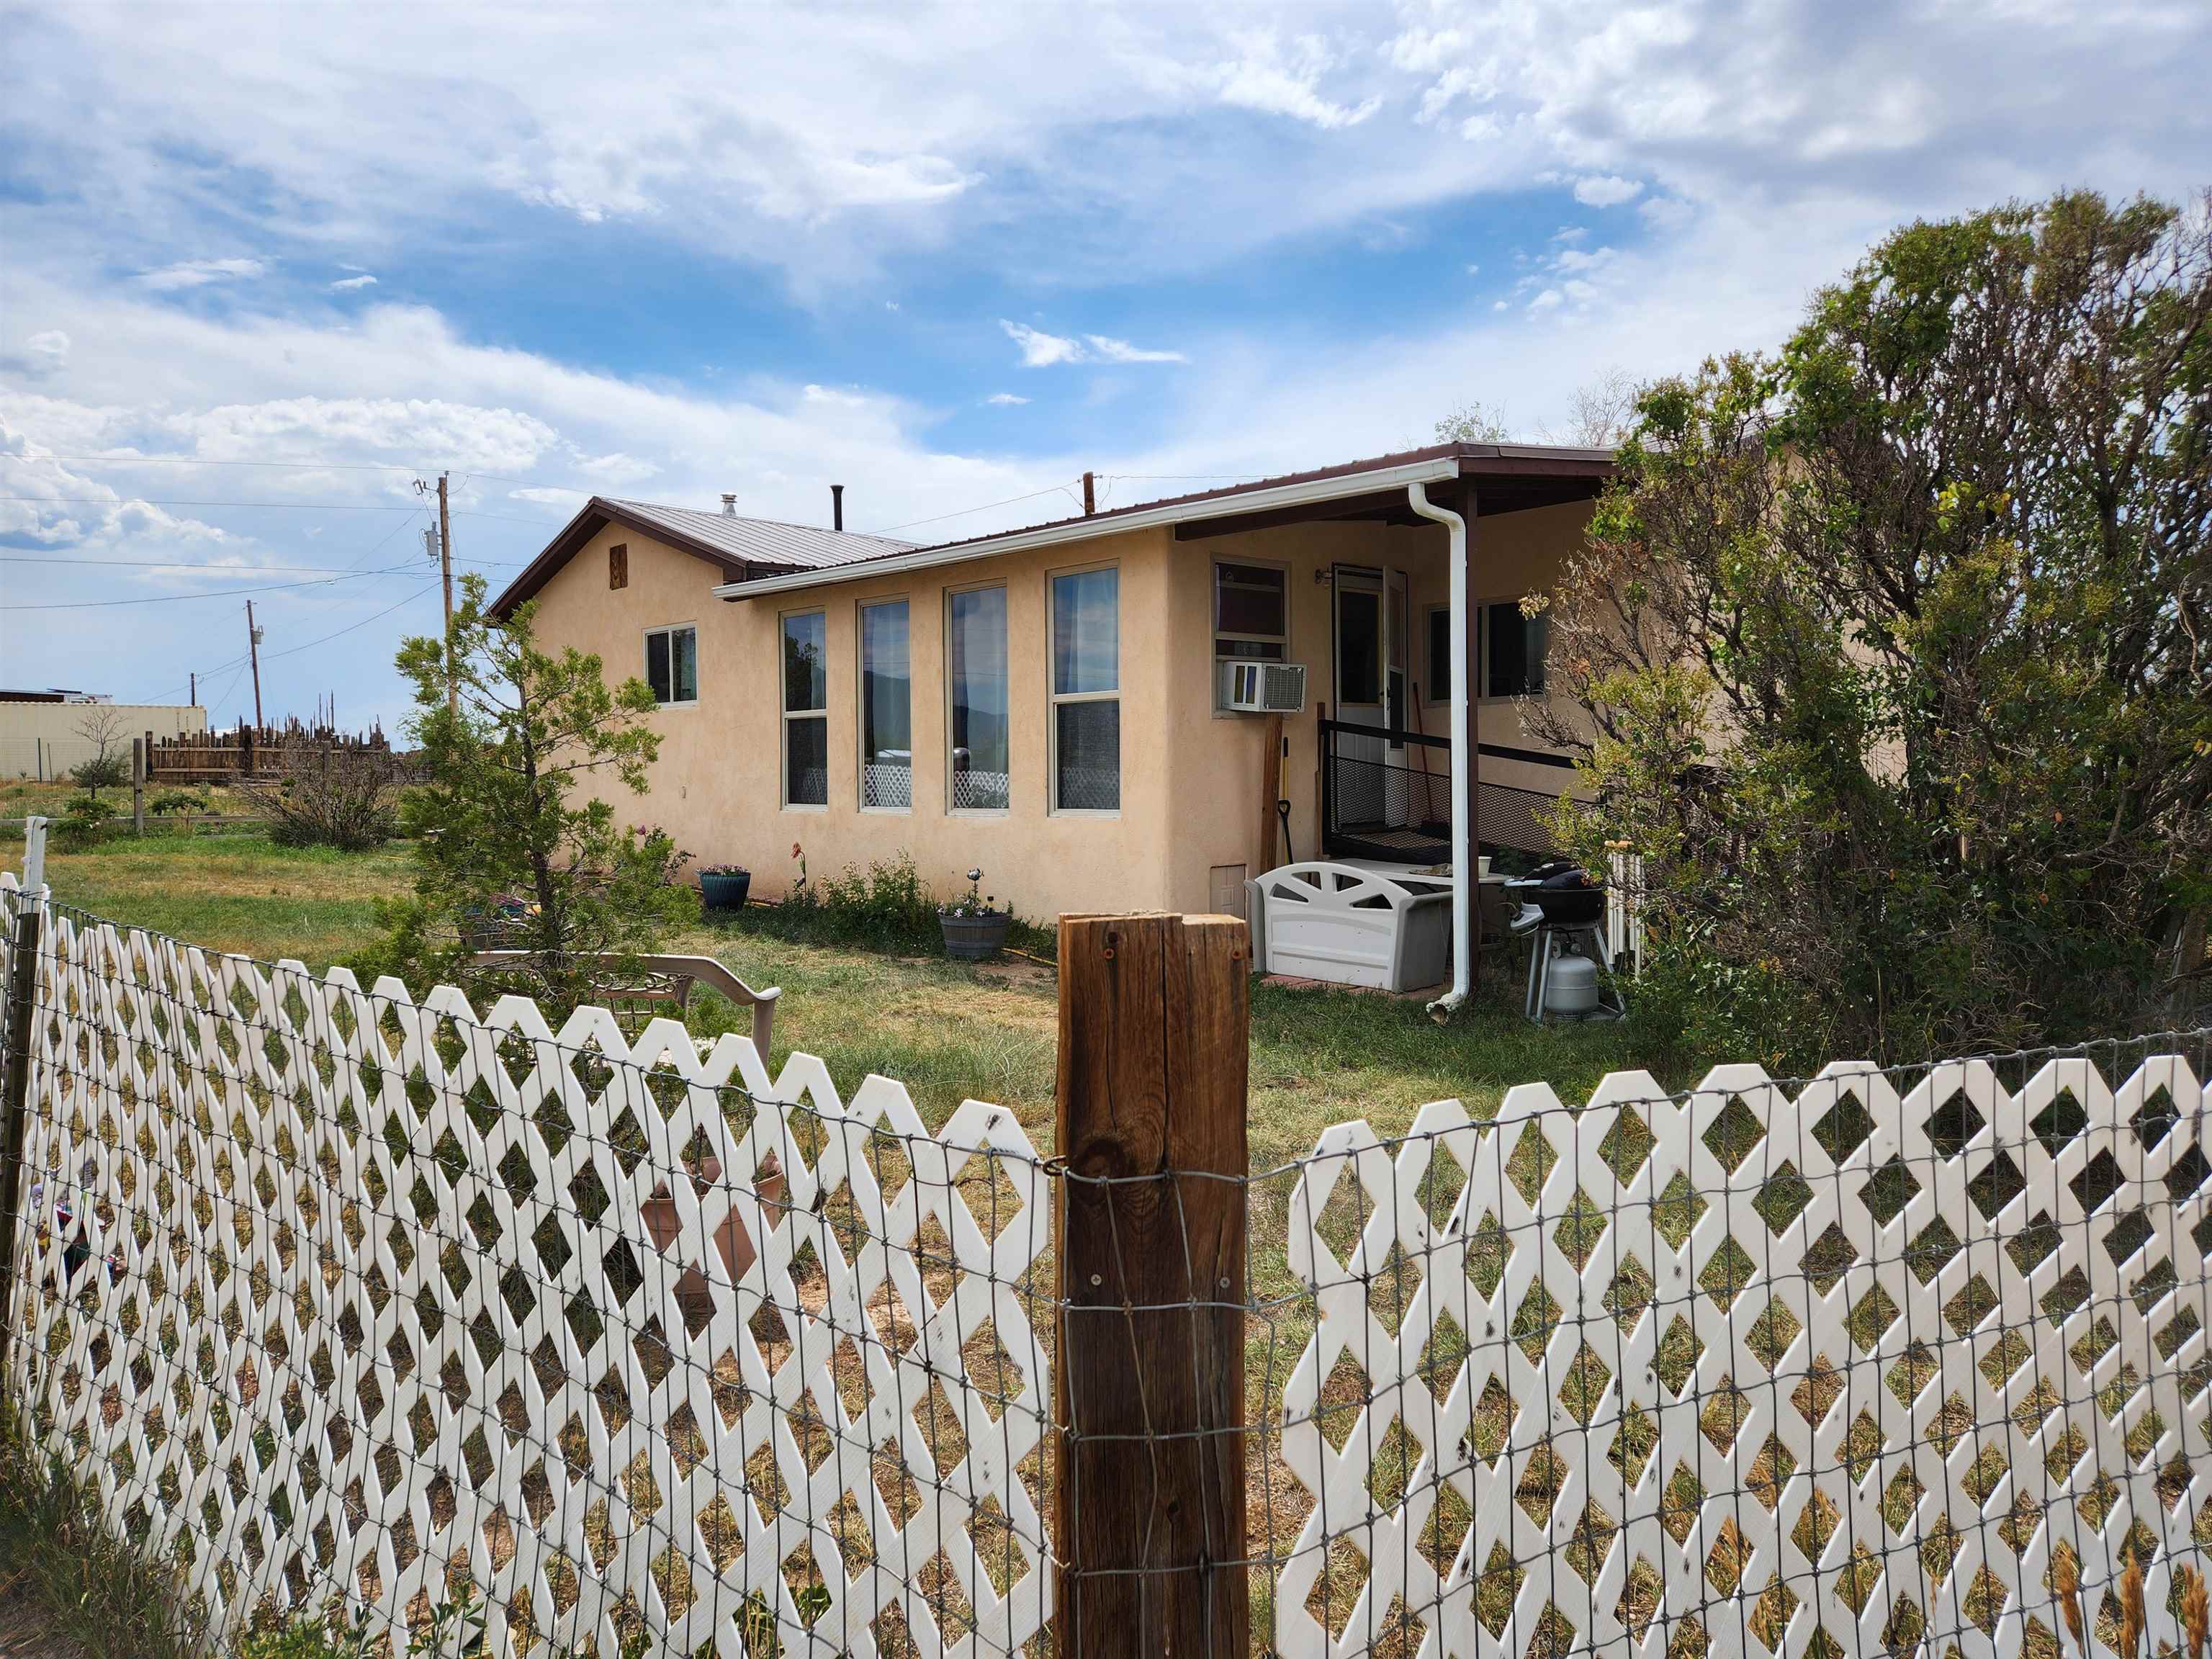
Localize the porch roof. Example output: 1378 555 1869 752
711 441 1614 601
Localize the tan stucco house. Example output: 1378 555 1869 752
490 442 1613 999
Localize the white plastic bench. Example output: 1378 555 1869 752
1251 861 1454 992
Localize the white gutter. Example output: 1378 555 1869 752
1406 480 1473 1022
714 454 1465 600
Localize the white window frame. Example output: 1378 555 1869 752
1421 603 1451 706
1048 559 1120 819
857 595 912 815
1478 595 1550 703
1210 557 1290 714
944 580 1011 817
643 622 698 709
780 608 828 812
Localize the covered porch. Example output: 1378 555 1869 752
1184 444 1613 1010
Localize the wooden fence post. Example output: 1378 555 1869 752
131 737 145 835
0 822 46 1381
1055 912 1250 1659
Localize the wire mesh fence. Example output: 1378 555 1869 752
3 867 2210 1659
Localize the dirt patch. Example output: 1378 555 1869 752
0 1598 87 1659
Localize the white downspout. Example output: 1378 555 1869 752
1406 482 1472 1020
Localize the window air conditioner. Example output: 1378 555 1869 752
1219 660 1308 714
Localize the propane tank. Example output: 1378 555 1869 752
1544 953 1603 1016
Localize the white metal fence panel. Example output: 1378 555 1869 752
1275 1055 2212 1659
0 875 1053 1657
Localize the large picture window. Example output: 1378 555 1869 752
1051 566 1119 813
1484 601 1550 699
782 611 827 806
946 586 1010 811
859 599 911 810
644 624 697 706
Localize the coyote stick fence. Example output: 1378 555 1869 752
1055 912 1251 1658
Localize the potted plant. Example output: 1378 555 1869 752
699 863 752 912
939 867 1011 960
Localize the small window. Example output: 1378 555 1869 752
1213 562 1286 662
644 624 696 706
782 611 827 806
859 599 911 810
947 586 1010 811
1484 602 1549 698
1051 567 1119 813
1424 606 1449 703
608 543 628 590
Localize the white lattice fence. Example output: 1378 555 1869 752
1276 1053 2212 1659
0 876 1053 1656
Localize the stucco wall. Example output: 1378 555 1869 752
523 521 1177 921
521 499 1595 926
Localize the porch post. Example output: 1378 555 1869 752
1459 480 1481 993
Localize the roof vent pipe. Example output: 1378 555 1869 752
720 493 737 517
831 484 845 532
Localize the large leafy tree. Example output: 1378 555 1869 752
1541 192 2212 1064
359 572 689 1012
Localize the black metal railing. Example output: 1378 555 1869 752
1316 716 1574 861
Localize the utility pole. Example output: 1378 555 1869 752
189 671 196 707
438 471 456 714
245 600 265 732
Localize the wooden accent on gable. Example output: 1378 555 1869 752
608 543 628 590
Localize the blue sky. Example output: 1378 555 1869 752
2 0 2207 729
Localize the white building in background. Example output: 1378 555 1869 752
0 690 207 780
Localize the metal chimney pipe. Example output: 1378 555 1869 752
720 493 737 517
831 484 845 532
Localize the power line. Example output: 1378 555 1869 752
873 480 1084 535
0 563 419 612
27 454 555 489
0 554 519 575
260 581 440 664
0 495 443 511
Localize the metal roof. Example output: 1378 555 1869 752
487 496 918 618
716 441 1617 600
597 499 914 570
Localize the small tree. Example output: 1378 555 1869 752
356 572 690 1012
71 707 130 796
1542 191 2212 1064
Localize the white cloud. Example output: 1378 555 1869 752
1002 321 1084 367
1084 334 1187 365
25 331 70 369
1001 321 1184 367
1214 32 1382 130
138 257 266 291
1572 175 1644 207
508 485 588 505
986 392 1030 405
329 274 378 291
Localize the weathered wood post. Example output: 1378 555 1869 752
0 819 47 1380
1055 912 1250 1658
130 736 145 835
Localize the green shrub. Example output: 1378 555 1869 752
55 793 118 848
71 748 129 794
149 789 211 815
733 851 1056 959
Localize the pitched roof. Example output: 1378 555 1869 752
487 496 915 618
716 441 1616 599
